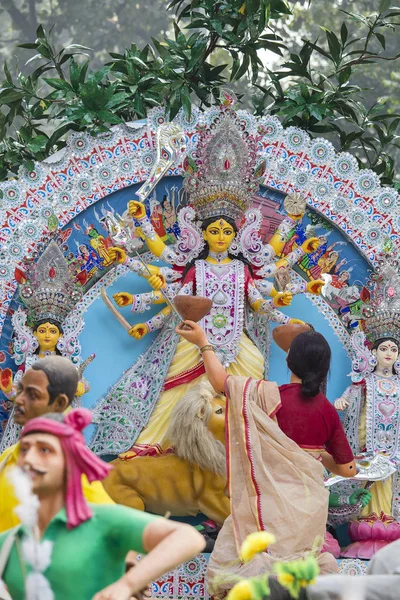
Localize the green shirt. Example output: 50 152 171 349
0 503 159 600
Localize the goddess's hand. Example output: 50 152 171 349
0 368 13 394
128 201 146 220
302 237 320 254
129 323 149 340
142 264 160 278
76 381 86 397
114 292 134 307
273 291 293 307
176 321 208 347
148 274 166 290
334 398 349 411
349 488 372 507
306 279 324 295
108 247 127 264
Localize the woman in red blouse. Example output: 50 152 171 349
176 321 355 582
277 330 355 473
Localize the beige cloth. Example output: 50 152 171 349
207 376 337 593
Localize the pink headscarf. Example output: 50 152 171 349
21 408 112 529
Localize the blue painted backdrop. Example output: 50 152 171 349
1 176 372 436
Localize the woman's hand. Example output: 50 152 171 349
301 237 320 254
108 247 127 264
128 201 147 220
129 324 149 340
334 397 349 411
273 291 293 307
114 292 134 307
176 321 208 347
92 577 133 600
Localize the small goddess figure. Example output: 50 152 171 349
334 253 400 558
0 242 90 451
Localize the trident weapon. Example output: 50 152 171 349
100 122 187 328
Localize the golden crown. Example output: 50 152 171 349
183 106 265 222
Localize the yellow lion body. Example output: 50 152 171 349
103 453 229 525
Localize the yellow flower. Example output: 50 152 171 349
40 100 46 109
238 3 246 14
227 579 253 600
277 573 294 587
274 557 319 599
240 531 276 563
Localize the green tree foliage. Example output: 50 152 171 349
0 0 399 186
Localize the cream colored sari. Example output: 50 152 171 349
207 376 337 593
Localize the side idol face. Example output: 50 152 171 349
374 339 399 370
203 219 236 253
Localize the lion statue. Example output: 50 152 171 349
103 382 230 525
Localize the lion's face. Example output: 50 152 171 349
207 395 226 445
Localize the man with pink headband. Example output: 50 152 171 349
0 407 205 600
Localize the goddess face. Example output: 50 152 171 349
203 219 235 253
34 322 61 352
373 339 399 370
207 395 226 445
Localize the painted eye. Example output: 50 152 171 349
215 408 223 414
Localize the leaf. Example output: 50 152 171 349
97 110 123 124
233 54 250 81
69 58 81 91
18 43 39 49
375 33 386 49
180 87 192 119
3 62 12 85
27 135 48 152
326 30 342 65
131 56 149 70
340 22 348 45
0 89 24 104
23 159 35 172
43 78 73 92
36 24 46 39
338 66 352 85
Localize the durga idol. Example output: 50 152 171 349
91 104 324 457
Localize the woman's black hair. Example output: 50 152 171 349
182 215 254 279
286 330 331 398
371 337 399 374
33 318 63 356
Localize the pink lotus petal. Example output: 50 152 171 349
341 540 389 560
322 532 340 559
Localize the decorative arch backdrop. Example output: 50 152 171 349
1 105 388 436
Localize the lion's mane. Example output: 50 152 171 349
165 381 226 476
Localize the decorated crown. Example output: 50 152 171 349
183 103 265 222
362 245 400 343
16 241 83 326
